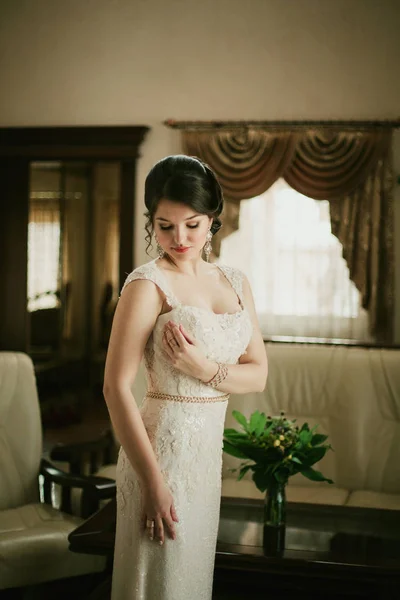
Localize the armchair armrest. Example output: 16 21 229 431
40 458 116 518
50 428 116 475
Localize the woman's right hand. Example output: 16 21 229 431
142 479 179 545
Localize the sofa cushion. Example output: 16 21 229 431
221 478 349 505
0 503 105 589
346 490 400 511
286 485 349 505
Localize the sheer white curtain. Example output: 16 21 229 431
28 195 61 312
219 178 371 342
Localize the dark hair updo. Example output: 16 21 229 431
144 155 224 254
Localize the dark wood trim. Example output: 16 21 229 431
40 458 116 519
164 118 400 131
86 162 95 361
0 158 30 351
0 126 149 158
119 160 136 287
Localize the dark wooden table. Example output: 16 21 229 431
69 497 400 599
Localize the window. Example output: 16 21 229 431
27 195 61 312
219 178 370 341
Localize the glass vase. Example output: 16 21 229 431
263 480 286 556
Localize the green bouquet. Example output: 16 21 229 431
223 410 334 492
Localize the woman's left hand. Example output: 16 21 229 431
162 321 215 381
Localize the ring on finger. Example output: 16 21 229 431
146 519 155 528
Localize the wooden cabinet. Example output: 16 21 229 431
0 127 149 413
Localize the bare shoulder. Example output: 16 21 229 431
120 260 158 293
116 275 163 336
104 266 164 387
242 278 259 329
241 271 255 301
114 269 163 327
119 273 162 306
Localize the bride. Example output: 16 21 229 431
103 155 268 599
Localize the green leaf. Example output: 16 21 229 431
311 434 329 446
252 468 269 493
249 411 261 433
223 430 248 441
224 428 246 436
237 464 253 481
299 429 312 444
261 423 275 438
222 441 249 459
301 446 327 466
232 410 249 432
238 446 271 463
301 466 334 484
290 456 303 465
252 412 268 436
254 413 267 436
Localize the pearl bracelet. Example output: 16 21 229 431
205 362 228 388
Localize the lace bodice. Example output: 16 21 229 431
121 259 253 397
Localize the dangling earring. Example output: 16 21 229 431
155 236 164 258
204 229 212 262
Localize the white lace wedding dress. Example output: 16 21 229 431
111 259 253 600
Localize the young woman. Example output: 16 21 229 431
103 155 268 599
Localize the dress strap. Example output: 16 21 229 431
120 260 179 309
216 265 245 307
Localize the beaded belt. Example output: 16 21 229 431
145 391 229 404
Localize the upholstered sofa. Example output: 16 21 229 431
222 342 400 510
94 342 400 511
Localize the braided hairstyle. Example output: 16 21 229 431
144 155 223 254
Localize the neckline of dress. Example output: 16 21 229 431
157 304 246 321
152 259 245 318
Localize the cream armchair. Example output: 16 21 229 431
0 352 116 591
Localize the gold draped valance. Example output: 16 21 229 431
183 129 390 200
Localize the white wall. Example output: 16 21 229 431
1 0 399 339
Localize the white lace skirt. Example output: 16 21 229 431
111 394 229 600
